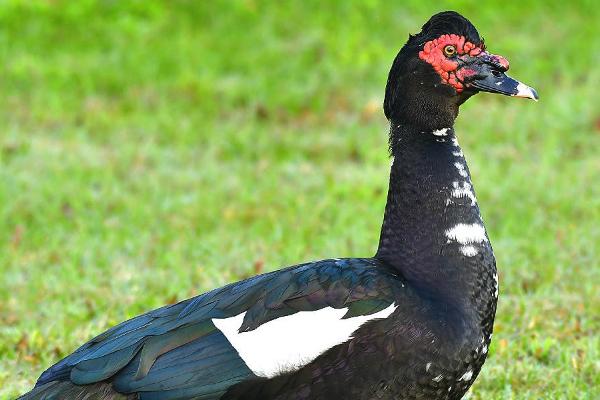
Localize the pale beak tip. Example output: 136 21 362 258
514 82 539 101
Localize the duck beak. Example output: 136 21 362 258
463 53 539 101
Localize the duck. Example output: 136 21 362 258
19 11 537 400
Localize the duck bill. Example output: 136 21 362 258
469 67 538 101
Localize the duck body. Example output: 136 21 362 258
21 128 496 400
19 11 537 400
229 126 499 400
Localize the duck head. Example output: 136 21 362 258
384 11 538 128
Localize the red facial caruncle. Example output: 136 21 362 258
418 34 509 93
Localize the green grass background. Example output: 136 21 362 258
1 0 599 398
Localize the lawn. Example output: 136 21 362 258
1 1 599 399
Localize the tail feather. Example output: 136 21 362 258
18 381 133 400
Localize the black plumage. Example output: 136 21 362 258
19 11 537 400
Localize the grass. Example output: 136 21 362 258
1 1 599 398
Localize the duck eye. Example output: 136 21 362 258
443 45 457 57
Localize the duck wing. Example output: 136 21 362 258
34 258 402 400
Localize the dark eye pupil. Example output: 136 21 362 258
446 46 455 55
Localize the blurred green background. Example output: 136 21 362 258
1 0 599 398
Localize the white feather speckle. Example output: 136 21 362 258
493 272 499 297
460 245 479 257
432 128 449 137
482 344 488 354
451 181 477 205
459 369 473 382
452 149 464 157
454 162 468 177
426 362 432 372
433 374 443 382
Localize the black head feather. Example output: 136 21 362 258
383 11 482 125
416 11 482 45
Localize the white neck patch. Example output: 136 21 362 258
445 223 488 256
212 303 397 378
445 223 487 244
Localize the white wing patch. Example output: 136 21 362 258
212 303 397 378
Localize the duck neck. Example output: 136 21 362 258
376 123 495 305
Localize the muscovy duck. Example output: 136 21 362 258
19 11 537 400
